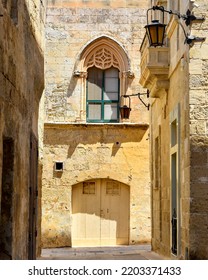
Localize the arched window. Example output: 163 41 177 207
75 36 132 123
87 66 119 123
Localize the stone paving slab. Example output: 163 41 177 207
39 245 166 260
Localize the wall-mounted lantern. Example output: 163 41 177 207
120 96 131 119
145 5 206 47
145 6 166 47
120 90 149 119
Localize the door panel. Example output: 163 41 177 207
72 179 129 247
72 181 101 246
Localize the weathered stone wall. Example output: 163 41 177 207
45 0 149 124
42 124 151 247
189 0 208 260
0 0 45 259
145 0 208 260
42 0 151 248
150 58 190 259
47 0 148 9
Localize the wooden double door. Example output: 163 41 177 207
72 179 130 247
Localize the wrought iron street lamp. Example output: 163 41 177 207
145 19 166 47
145 6 166 47
120 90 149 119
145 5 206 47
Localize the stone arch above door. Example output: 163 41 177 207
71 178 130 247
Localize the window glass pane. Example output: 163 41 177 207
171 120 177 147
105 78 118 92
88 67 102 100
104 77 118 100
104 91 118 101
104 103 118 120
104 67 119 100
88 82 102 100
105 67 119 78
88 103 101 120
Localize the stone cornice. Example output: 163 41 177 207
44 122 149 130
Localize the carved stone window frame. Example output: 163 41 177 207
74 36 132 122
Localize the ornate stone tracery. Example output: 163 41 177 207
77 36 131 73
86 47 120 70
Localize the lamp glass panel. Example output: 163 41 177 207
149 25 158 45
158 25 165 45
120 107 131 119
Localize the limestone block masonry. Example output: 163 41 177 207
140 0 208 260
0 0 46 259
42 124 151 247
42 0 151 248
189 0 208 259
44 1 149 124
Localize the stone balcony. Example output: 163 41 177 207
139 35 170 98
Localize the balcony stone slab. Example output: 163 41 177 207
140 37 170 98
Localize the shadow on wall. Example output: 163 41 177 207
44 124 149 158
66 63 80 98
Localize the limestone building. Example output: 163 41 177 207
1 0 207 261
42 0 151 248
140 0 208 259
0 0 46 259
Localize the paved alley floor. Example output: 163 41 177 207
39 245 166 260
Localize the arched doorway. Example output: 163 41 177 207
72 179 130 247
